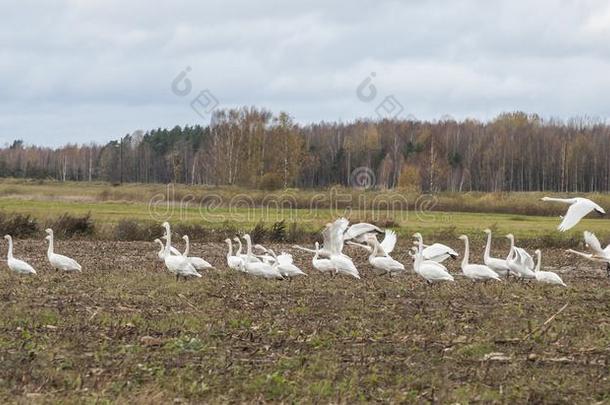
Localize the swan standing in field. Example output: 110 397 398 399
410 237 459 263
154 238 180 261
412 233 454 284
325 218 360 279
234 237 261 263
347 229 397 256
267 249 307 279
154 238 166 261
365 234 405 276
45 229 82 272
160 222 185 255
224 238 245 271
4 235 36 275
483 229 510 277
312 242 336 275
567 231 610 277
181 235 213 270
160 232 201 280
241 234 283 279
254 244 277 264
458 235 501 281
533 249 567 287
541 197 605 232
505 234 535 279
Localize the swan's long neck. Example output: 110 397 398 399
47 234 54 257
543 197 575 204
461 237 469 267
156 240 165 257
183 237 190 257
235 239 243 255
164 230 172 255
484 232 492 260
313 245 319 260
6 237 13 259
507 236 515 260
369 240 378 262
294 245 316 254
245 237 253 259
226 240 233 257
535 251 541 272
413 239 423 274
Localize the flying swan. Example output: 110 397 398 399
541 197 605 232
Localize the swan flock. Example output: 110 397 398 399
3 195 606 286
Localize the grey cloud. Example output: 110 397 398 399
1 0 610 146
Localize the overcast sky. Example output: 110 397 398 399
2 0 610 146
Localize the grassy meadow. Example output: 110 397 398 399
0 179 609 242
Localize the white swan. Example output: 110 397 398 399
412 233 453 283
567 231 610 276
241 234 283 279
292 244 332 258
365 234 405 276
224 238 245 271
161 230 201 280
483 229 510 277
325 218 360 279
312 242 335 275
533 249 566 287
4 235 36 275
181 235 213 270
505 234 535 279
346 229 397 256
343 222 383 242
234 237 261 263
45 229 82 272
541 196 605 231
254 244 277 264
293 217 358 258
267 249 307 279
458 235 501 281
160 222 182 254
154 238 180 261
410 237 458 263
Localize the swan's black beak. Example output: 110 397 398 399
596 209 606 217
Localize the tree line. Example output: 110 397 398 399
1 108 609 192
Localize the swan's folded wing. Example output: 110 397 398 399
423 243 456 261
380 230 397 254
584 231 604 254
558 202 592 232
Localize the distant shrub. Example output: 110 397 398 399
173 224 211 241
114 219 158 241
373 218 399 228
534 234 580 249
269 220 286 242
50 212 95 238
259 173 283 191
250 222 267 243
97 189 112 201
0 213 38 238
